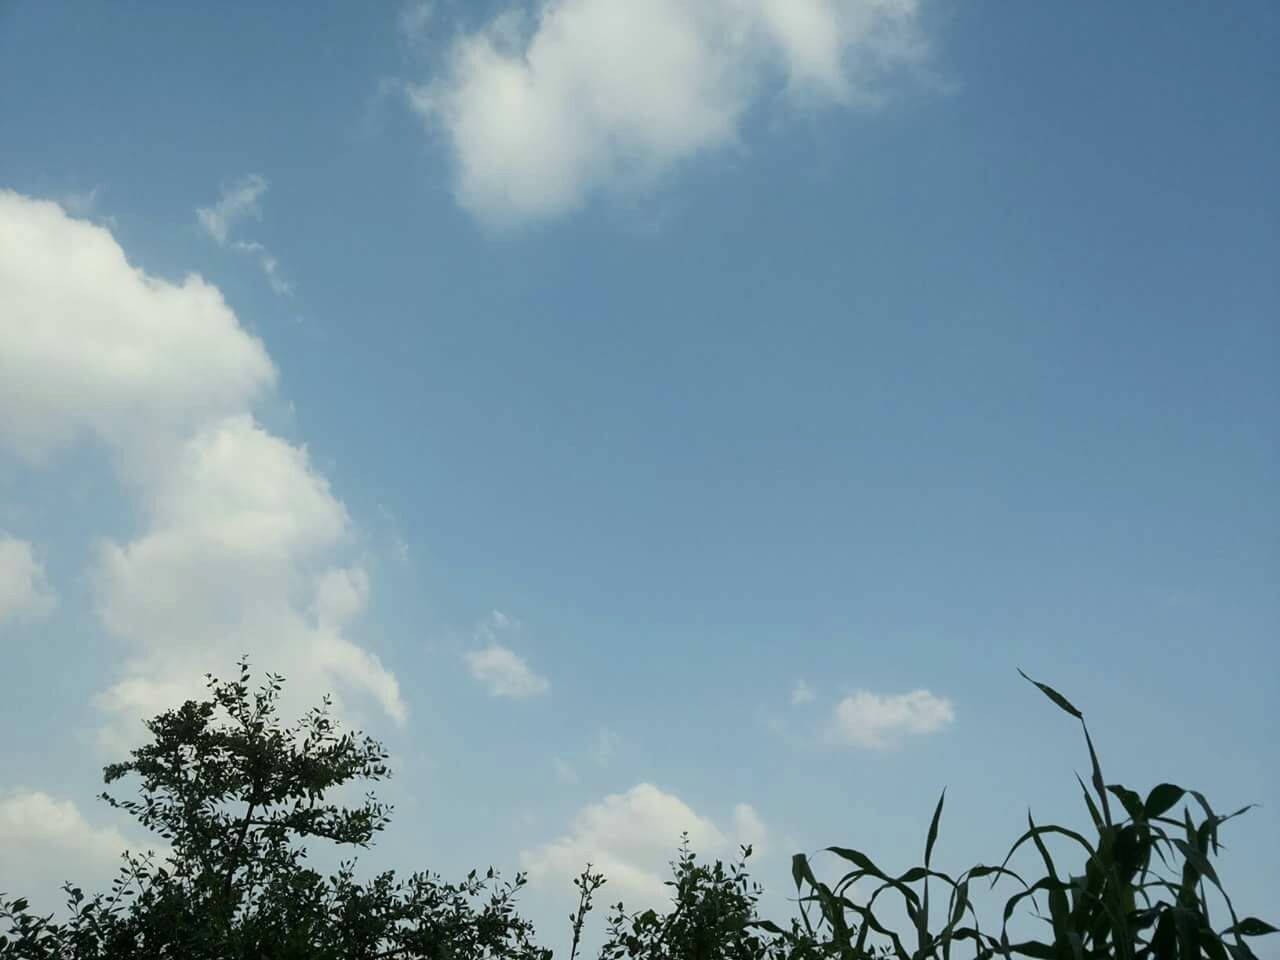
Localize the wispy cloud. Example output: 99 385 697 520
196 175 293 295
553 756 578 784
0 535 55 624
790 678 815 705
397 1 434 50
592 726 620 766
826 688 954 749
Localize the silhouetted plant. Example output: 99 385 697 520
596 837 780 960
0 659 547 960
762 670 1275 960
2 665 1273 960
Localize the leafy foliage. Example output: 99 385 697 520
0 659 547 960
596 837 778 960
1 664 1273 960
765 671 1276 960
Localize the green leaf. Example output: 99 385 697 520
1107 784 1145 822
1173 838 1220 886
1144 784 1186 820
1230 918 1279 938
1077 774 1105 831
926 789 946 868
1007 938 1059 959
1017 669 1082 719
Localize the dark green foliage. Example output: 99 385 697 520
596 837 778 960
1 664 1273 960
766 671 1275 960
0 659 547 960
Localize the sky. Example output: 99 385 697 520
0 0 1277 953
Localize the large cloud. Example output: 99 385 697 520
0 790 132 908
411 0 927 225
0 192 275 465
520 783 767 908
0 190 404 749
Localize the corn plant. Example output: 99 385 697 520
763 670 1276 960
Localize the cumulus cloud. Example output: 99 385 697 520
520 783 766 908
826 688 954 749
0 192 274 464
0 190 404 751
464 611 550 698
410 0 927 225
196 175 292 295
0 536 55 625
0 790 132 908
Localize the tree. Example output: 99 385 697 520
0 660 548 960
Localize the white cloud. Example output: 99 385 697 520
196 175 293 296
732 802 768 853
411 0 927 225
791 678 815 704
0 191 405 752
520 783 766 909
826 688 954 750
464 610 550 697
0 790 131 908
465 644 550 697
315 566 371 629
0 536 55 624
0 191 275 465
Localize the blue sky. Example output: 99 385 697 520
0 0 1276 952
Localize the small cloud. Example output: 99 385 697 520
196 175 292 295
464 614 548 697
553 756 578 784
230 240 293 297
477 609 520 641
465 644 550 697
790 679 815 705
593 726 620 766
826 689 955 750
197 174 267 245
0 535 55 624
